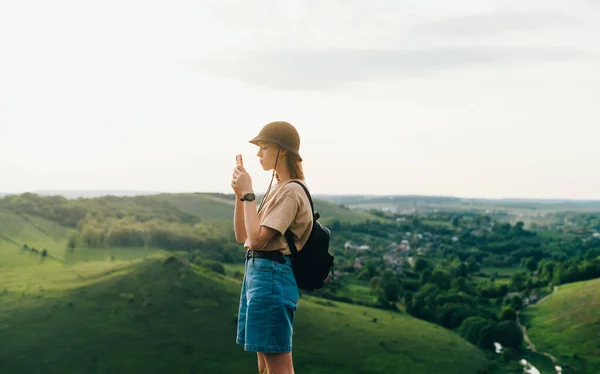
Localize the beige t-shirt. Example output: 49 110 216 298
244 179 313 255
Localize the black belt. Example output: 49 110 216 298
245 249 291 264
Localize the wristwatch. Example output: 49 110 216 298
240 193 256 202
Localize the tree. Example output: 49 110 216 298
222 252 234 263
414 258 430 273
431 269 452 290
452 216 462 228
67 230 79 251
523 257 538 272
500 306 517 321
452 276 468 292
366 262 379 278
494 321 523 350
330 220 341 232
467 258 481 274
510 271 528 291
436 302 473 329
459 317 496 350
375 270 400 303
204 260 225 275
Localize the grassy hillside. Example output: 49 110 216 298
0 249 490 374
0 192 379 253
0 210 70 261
522 278 600 373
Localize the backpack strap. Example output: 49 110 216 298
284 180 314 215
283 180 315 256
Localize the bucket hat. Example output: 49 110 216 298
249 121 302 161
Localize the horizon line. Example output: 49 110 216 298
2 189 600 203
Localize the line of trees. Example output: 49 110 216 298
71 216 225 252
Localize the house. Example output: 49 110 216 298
354 256 367 270
383 253 402 265
505 292 521 299
471 229 484 237
345 241 370 251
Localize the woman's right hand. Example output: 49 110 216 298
231 154 244 198
231 178 242 198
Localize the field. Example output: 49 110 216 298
3 191 600 373
0 245 490 374
475 267 522 286
521 278 600 374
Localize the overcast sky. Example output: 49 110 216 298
1 0 599 199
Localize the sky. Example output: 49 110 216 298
0 0 599 199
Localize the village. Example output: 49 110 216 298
343 230 457 274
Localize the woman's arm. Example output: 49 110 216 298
233 198 247 243
233 161 278 250
242 198 278 250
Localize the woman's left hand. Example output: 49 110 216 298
233 165 253 195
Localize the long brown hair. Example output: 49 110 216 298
286 152 304 180
275 149 304 181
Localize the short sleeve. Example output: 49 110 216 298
261 194 299 236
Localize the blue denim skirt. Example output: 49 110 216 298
236 255 300 353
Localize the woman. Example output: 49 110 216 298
231 121 313 374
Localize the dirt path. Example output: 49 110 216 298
516 286 560 365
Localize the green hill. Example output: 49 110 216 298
0 210 70 263
522 278 600 373
0 192 380 262
0 251 490 374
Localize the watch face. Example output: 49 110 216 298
243 193 256 201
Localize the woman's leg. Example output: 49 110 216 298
262 352 294 374
257 352 268 373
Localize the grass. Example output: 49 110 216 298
153 193 235 221
474 267 522 286
335 278 379 305
0 211 70 259
0 247 491 374
521 278 600 374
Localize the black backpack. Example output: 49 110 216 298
284 181 335 292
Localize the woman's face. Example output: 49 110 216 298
257 142 283 171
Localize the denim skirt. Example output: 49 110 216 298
236 255 300 353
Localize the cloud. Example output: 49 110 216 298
413 11 580 37
192 46 590 90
